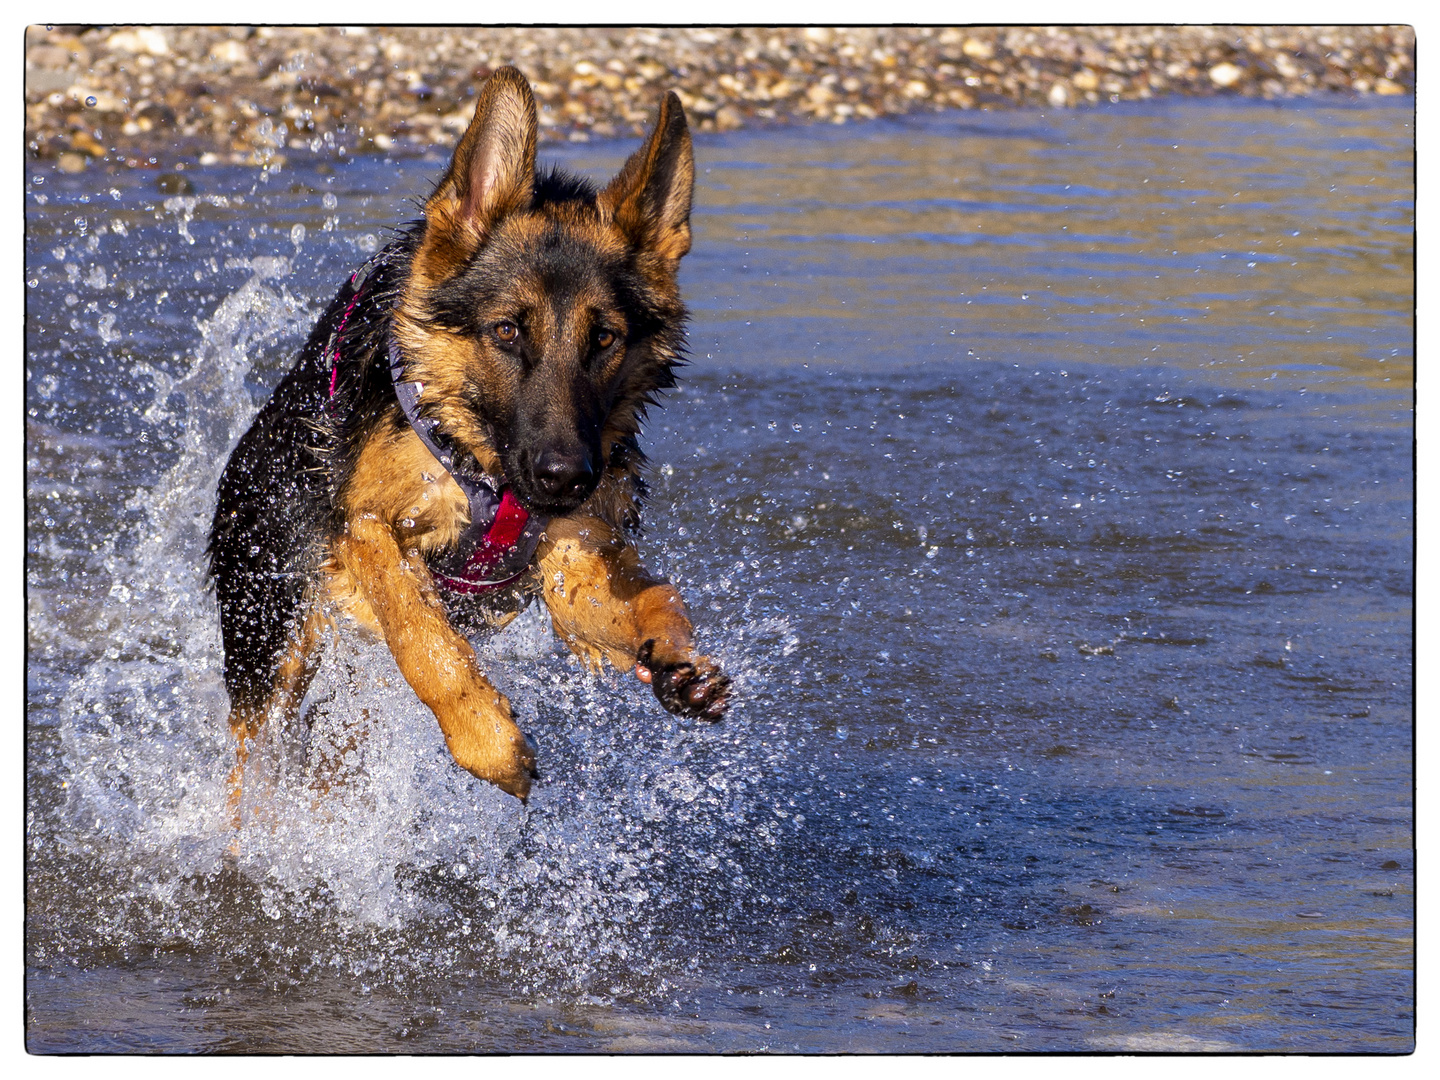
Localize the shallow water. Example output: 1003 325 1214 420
26 97 1412 1052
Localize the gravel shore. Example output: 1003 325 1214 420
27 25 1414 174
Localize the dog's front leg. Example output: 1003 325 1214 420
537 516 730 720
333 514 538 799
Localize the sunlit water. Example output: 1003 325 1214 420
26 98 1412 1052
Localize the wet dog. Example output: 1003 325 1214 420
208 68 729 814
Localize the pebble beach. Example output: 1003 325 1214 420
27 24 1414 174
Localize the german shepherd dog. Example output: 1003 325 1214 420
208 68 729 814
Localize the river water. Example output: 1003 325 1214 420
25 97 1412 1052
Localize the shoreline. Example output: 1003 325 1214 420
27 25 1414 175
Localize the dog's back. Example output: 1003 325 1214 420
207 237 414 709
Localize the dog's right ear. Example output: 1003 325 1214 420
424 67 538 255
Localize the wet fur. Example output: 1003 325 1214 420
208 68 729 814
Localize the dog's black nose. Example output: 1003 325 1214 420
532 449 597 503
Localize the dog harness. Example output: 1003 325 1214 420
385 339 549 594
320 256 547 595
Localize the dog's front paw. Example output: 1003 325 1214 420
636 639 731 721
490 728 540 803
440 699 541 803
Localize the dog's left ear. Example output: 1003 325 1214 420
599 92 694 263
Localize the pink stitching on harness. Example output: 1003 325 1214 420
328 273 365 400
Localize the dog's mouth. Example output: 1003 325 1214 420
509 489 593 521
510 483 599 520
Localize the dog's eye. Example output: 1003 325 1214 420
494 321 519 344
595 329 617 350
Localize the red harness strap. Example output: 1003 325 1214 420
431 488 535 594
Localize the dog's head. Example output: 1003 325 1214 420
394 67 693 519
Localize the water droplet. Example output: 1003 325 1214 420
85 96 97 107
290 223 306 248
